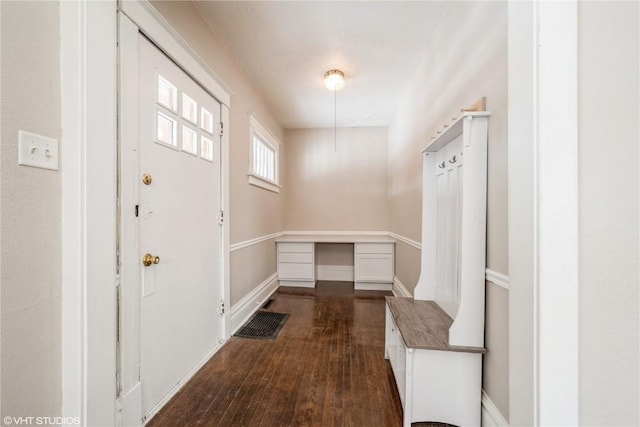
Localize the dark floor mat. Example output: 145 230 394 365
234 310 289 340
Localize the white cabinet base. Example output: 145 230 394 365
404 350 482 426
277 242 315 287
276 236 395 289
385 301 484 426
354 242 394 290
354 282 392 291
277 280 315 288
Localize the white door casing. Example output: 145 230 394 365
64 3 231 425
61 2 118 425
508 1 579 425
118 9 230 425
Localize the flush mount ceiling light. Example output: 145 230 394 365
324 69 345 91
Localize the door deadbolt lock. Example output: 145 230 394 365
142 253 160 267
142 173 153 185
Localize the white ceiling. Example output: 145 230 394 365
194 1 448 129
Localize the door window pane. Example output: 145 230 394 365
201 108 214 134
182 93 198 124
157 75 177 112
182 126 198 155
157 112 176 146
201 136 214 161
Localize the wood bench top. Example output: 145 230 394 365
386 296 486 353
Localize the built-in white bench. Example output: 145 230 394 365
385 111 490 426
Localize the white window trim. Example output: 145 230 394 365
248 114 281 193
248 174 280 193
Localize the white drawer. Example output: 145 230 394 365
278 242 313 253
355 254 394 282
355 243 394 254
278 262 314 280
278 252 313 263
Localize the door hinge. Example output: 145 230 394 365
217 300 225 315
135 204 139 217
219 122 224 137
216 210 224 225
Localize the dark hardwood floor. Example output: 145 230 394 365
147 281 404 427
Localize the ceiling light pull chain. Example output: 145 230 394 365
334 88 337 152
323 69 345 153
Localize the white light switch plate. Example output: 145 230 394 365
18 130 59 170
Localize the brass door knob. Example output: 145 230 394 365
142 253 160 267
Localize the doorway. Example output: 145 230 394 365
118 13 227 424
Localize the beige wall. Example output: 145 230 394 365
1 1 62 419
387 1 509 418
394 242 420 290
578 2 639 424
230 239 277 306
150 1 285 306
483 284 509 415
284 127 388 232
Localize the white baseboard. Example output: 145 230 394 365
317 265 354 282
392 276 412 298
119 382 141 427
278 280 316 288
143 340 225 424
481 390 509 427
354 282 392 291
229 272 279 335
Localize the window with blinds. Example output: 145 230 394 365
252 134 276 182
248 115 280 193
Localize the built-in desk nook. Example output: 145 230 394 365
276 234 395 290
385 110 490 426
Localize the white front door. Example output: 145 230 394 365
135 34 223 417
